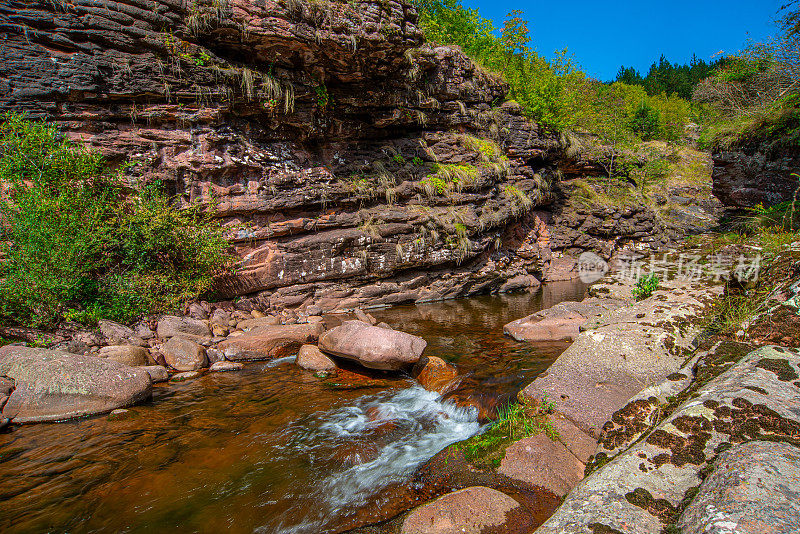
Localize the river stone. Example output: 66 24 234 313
209 361 244 372
504 298 624 342
414 356 459 394
679 441 800 534
218 323 324 361
354 308 377 325
236 316 281 331
536 345 800 534
498 433 586 497
156 315 211 340
319 320 426 371
138 365 169 383
401 486 523 534
98 319 135 342
0 346 151 423
161 337 208 371
296 344 336 372
98 345 151 367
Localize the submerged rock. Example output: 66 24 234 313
319 320 427 371
218 323 324 361
296 344 337 373
209 361 244 372
170 371 204 382
401 486 526 534
414 356 459 394
0 346 151 423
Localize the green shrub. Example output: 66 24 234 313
0 113 231 327
629 104 661 140
632 274 661 300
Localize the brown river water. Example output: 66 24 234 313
0 281 585 534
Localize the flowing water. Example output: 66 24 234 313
0 281 585 534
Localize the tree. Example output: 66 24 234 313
630 104 661 140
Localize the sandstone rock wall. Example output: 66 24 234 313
713 140 800 208
1 0 680 311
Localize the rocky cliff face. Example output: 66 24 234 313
712 130 800 209
1 0 686 311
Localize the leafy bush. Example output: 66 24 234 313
632 274 661 300
630 104 661 140
0 114 231 327
413 0 695 144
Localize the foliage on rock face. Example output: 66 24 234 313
412 0 696 145
0 114 231 327
695 5 800 150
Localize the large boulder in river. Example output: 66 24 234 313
0 346 152 423
319 320 426 371
218 323 324 361
161 336 208 371
503 298 624 342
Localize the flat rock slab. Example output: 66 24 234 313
218 323 324 361
522 281 718 439
522 324 689 438
679 440 800 534
0 346 152 423
319 320 427 371
498 434 586 498
536 346 800 534
401 486 525 534
504 298 624 342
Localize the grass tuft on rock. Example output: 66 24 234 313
457 400 559 468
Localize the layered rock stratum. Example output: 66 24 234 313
0 0 705 311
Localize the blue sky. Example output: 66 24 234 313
464 0 786 80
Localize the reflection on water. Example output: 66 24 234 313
0 281 585 534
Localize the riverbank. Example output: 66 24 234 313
0 286 586 533
370 236 800 534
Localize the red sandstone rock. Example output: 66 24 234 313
319 321 426 371
218 323 324 361
0 346 152 424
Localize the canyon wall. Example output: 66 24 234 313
1 0 691 311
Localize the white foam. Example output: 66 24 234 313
263 386 480 534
